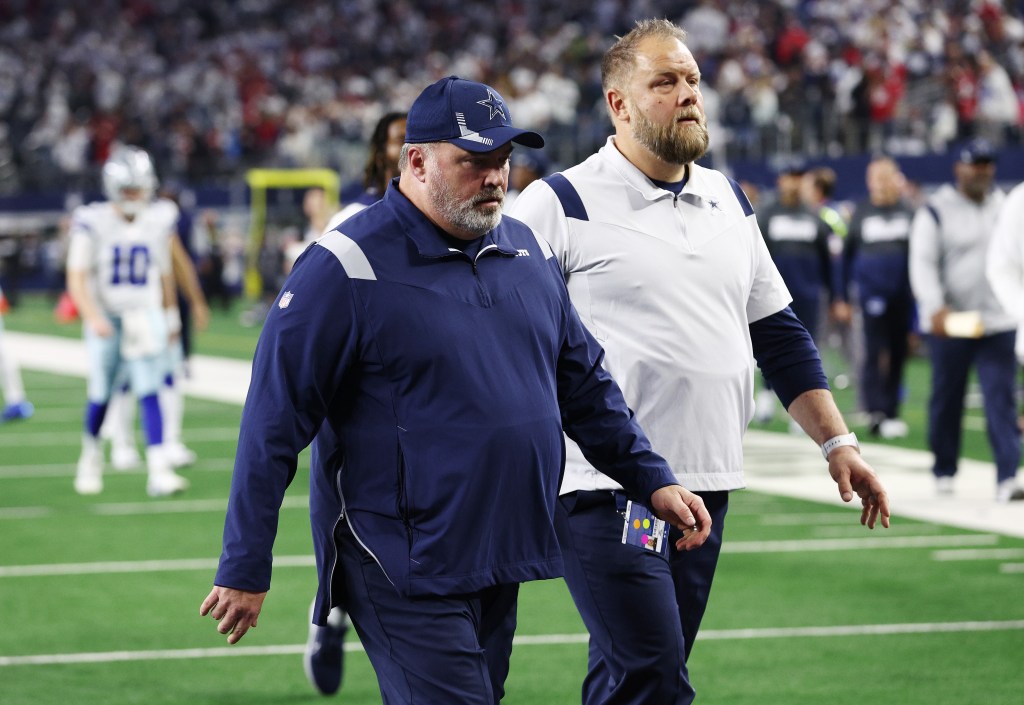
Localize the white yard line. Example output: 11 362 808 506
0 426 240 447
0 555 315 578
3 620 1023 667
0 457 235 479
0 533 1002 578
724 533 998 553
931 548 1024 561
92 495 307 515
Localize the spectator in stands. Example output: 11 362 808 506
3 1 1022 192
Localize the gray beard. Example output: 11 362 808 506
632 109 710 165
429 178 504 237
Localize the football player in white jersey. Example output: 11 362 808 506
66 146 189 497
103 220 210 472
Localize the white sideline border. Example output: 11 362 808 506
3 620 1023 667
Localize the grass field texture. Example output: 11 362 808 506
1 294 1022 704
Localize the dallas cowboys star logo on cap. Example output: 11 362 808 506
477 89 507 122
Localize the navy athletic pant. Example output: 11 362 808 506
860 292 913 418
335 521 518 704
555 489 729 705
927 331 1021 483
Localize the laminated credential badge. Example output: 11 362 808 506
621 500 668 557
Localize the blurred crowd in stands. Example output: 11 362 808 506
1 0 1023 195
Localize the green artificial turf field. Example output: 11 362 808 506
2 294 1021 704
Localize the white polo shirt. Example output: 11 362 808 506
508 137 791 492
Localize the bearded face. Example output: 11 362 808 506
630 101 710 166
427 168 505 237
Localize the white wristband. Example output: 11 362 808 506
821 432 859 460
165 306 182 335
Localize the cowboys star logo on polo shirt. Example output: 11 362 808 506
476 89 507 122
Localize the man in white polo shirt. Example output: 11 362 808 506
509 18 890 705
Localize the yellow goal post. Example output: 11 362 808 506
243 167 341 300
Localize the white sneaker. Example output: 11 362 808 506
754 389 776 424
935 476 954 496
147 470 190 497
111 444 142 471
878 418 909 439
996 478 1024 503
145 443 190 497
165 442 197 469
74 442 103 495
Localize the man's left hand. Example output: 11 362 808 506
828 447 891 529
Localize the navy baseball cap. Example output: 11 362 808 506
958 138 997 164
775 156 808 177
405 76 545 153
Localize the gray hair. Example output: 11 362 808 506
398 142 437 171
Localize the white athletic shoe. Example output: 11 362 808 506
74 442 103 495
146 444 190 497
996 478 1024 503
878 418 909 439
935 476 954 496
111 444 142 471
165 442 198 468
147 470 190 497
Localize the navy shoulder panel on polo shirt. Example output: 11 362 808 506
542 174 589 221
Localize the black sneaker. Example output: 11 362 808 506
304 602 349 695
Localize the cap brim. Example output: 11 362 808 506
448 126 545 153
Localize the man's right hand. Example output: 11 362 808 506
87 315 114 338
650 485 712 551
930 307 949 337
200 585 268 645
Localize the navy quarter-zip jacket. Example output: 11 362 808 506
213 184 677 620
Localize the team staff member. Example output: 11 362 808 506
510 20 890 705
843 156 915 439
200 75 711 705
911 139 1021 502
754 160 842 424
758 161 841 341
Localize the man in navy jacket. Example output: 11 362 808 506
200 76 711 704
